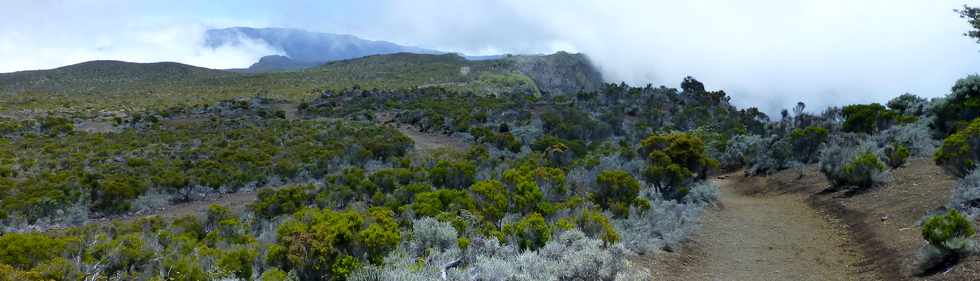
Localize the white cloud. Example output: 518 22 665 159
355 0 980 114
0 1 279 72
4 0 980 115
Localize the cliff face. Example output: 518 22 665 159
507 52 604 95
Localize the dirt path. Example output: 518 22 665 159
395 125 469 152
652 176 875 280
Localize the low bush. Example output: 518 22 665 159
883 143 910 169
350 230 648 281
917 210 977 273
948 170 980 218
251 185 314 219
841 103 897 134
594 170 641 217
819 137 890 190
935 118 980 177
933 75 980 136
615 197 706 254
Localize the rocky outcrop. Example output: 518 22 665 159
507 52 604 95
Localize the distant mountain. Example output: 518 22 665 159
205 27 442 72
0 60 235 94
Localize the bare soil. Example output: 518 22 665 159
653 158 980 280
769 159 980 280
395 125 469 152
649 175 874 280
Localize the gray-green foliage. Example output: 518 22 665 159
948 170 980 218
615 184 709 254
351 229 648 281
818 136 891 189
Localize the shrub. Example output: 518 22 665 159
887 93 928 116
251 185 314 219
593 170 641 217
841 103 897 134
429 160 476 189
0 232 68 269
575 209 620 244
749 137 795 176
917 210 977 273
948 170 980 218
843 152 887 188
503 212 552 251
935 118 980 177
350 230 648 281
934 75 980 135
260 268 289 281
470 180 508 224
718 134 766 171
684 181 720 205
883 143 910 169
640 132 717 199
615 197 705 254
819 138 889 190
411 189 475 218
406 217 458 256
873 119 939 157
790 126 829 163
272 208 399 280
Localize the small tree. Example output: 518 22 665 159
470 180 508 224
640 132 717 199
841 103 897 134
790 126 829 163
593 170 640 218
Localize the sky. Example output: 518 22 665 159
3 0 980 114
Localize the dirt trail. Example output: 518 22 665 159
652 176 876 280
395 125 469 152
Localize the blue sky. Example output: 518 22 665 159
3 0 980 114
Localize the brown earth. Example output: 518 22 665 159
651 158 980 280
648 175 874 280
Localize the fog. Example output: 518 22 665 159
0 1 280 72
4 0 980 114
359 0 980 114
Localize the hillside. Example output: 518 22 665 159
0 60 236 94
0 52 603 115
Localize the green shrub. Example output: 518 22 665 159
593 170 641 218
260 268 289 281
429 160 475 189
411 189 475 217
883 143 910 169
820 139 889 190
923 210 976 251
0 232 68 269
251 185 314 219
640 132 717 199
218 246 259 279
935 118 980 177
841 152 887 189
576 209 620 244
934 75 980 135
503 212 552 251
841 103 897 134
790 126 829 163
918 210 977 272
470 180 508 224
